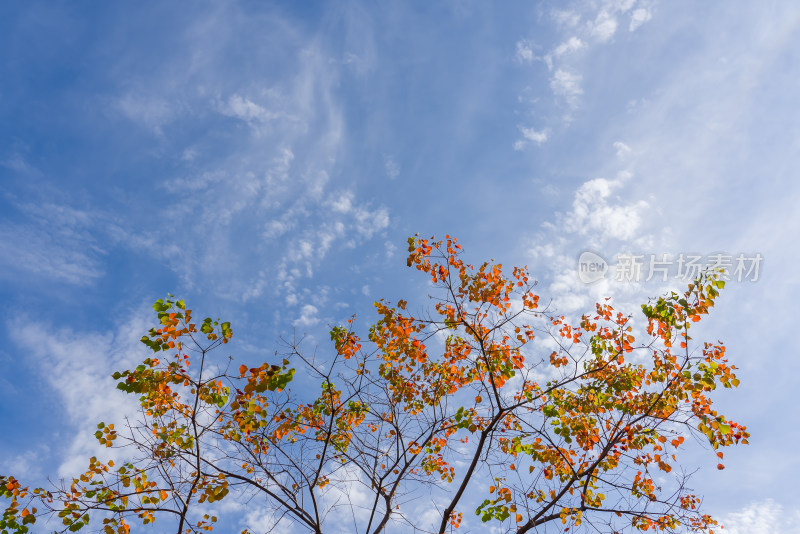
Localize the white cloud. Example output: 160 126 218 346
550 69 583 106
611 0 637 13
722 500 800 534
293 304 320 327
1 150 41 175
384 155 400 179
317 462 373 530
329 191 354 213
565 173 648 242
264 218 294 239
0 223 104 285
514 126 549 150
519 0 659 115
553 36 586 57
629 8 653 31
266 147 295 188
104 35 389 305
591 10 619 42
339 3 377 77
551 9 581 29
522 136 662 317
543 36 587 70
242 508 295 534
541 183 560 198
89 16 371 305
219 94 279 124
265 203 380 303
354 206 390 238
0 202 107 285
515 39 536 62
7 310 150 477
181 148 198 161
117 92 177 135
521 126 549 144
0 448 49 481
293 240 315 262
307 170 330 198
613 141 632 159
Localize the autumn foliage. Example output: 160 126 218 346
0 235 748 533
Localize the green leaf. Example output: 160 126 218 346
152 299 170 313
200 318 214 334
542 405 558 418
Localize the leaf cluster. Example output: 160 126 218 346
0 236 748 534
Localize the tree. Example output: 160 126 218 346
1 235 748 534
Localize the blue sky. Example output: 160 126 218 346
1 1 799 532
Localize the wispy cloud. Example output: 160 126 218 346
613 141 632 159
384 155 400 179
0 202 106 285
629 7 653 31
218 93 281 125
116 92 179 136
94 9 391 318
0 448 49 481
722 500 800 534
552 36 585 60
7 310 150 477
0 5 391 330
513 125 549 150
550 69 583 106
515 39 536 63
515 0 654 114
1 151 41 176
